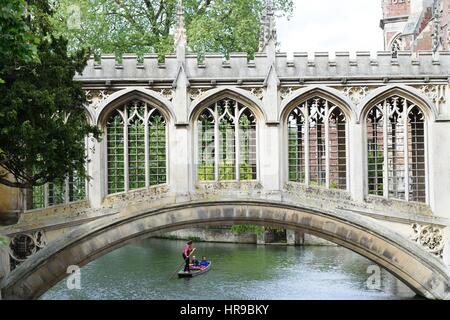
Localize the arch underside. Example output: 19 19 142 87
1 201 449 300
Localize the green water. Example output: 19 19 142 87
41 238 417 300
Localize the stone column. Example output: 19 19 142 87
286 229 305 246
349 121 365 202
87 136 104 208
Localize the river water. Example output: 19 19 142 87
41 238 418 300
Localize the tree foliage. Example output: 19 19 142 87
50 0 294 59
0 0 40 83
0 0 101 189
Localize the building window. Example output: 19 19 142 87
31 170 87 210
106 100 167 194
366 96 426 202
197 98 257 182
288 97 347 190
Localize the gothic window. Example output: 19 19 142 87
197 99 257 182
288 97 347 190
366 96 426 202
106 100 167 194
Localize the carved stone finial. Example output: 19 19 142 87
174 0 187 49
259 0 277 52
432 0 442 53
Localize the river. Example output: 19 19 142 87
41 238 418 300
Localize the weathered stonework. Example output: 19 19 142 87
411 223 445 258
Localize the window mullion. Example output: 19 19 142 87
214 104 220 182
65 177 70 204
305 104 310 186
144 105 150 189
383 100 389 198
44 183 49 208
325 101 330 189
124 107 129 192
235 107 240 181
403 100 410 202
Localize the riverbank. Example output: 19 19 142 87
155 227 336 246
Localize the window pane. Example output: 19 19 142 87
288 107 305 183
149 110 167 186
408 106 426 202
198 109 215 181
239 109 257 180
107 111 125 194
367 106 384 196
329 107 347 190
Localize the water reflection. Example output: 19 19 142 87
41 238 417 300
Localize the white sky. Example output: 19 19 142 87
277 0 384 58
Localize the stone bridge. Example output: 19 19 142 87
1 2 450 300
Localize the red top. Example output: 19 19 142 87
183 244 191 256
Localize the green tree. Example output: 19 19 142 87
0 1 101 189
50 0 293 59
0 0 40 83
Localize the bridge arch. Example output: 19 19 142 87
1 200 449 300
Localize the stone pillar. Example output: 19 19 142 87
286 230 305 246
256 231 266 245
87 136 104 208
349 121 365 202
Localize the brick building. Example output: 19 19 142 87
381 0 450 56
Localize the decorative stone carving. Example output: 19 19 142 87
9 230 48 270
280 87 295 100
158 88 175 101
341 86 370 105
246 87 264 100
411 223 444 259
189 88 206 101
85 89 115 109
418 85 446 105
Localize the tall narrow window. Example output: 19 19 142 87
106 100 167 194
366 96 426 203
128 102 146 190
198 110 215 181
329 107 347 190
288 108 305 183
239 109 257 180
408 106 426 202
197 98 257 182
367 106 384 196
107 111 125 194
149 110 167 186
309 99 326 187
287 97 347 190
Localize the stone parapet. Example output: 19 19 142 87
75 51 450 83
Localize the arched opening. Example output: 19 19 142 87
104 99 167 194
286 96 348 190
365 95 427 203
195 98 258 182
